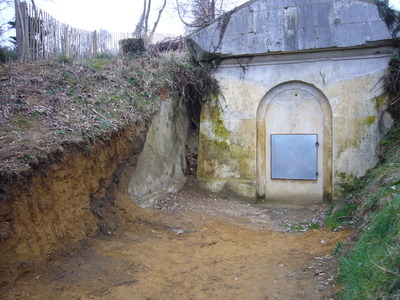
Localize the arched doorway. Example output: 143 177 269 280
256 81 332 202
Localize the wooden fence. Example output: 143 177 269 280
14 0 133 63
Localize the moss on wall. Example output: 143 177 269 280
198 100 255 181
373 95 387 111
230 144 255 179
335 172 359 195
337 115 378 159
364 116 377 126
214 119 230 140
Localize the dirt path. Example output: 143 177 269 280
1 179 350 300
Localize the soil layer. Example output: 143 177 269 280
1 178 350 300
0 124 148 285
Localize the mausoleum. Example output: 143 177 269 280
188 0 395 202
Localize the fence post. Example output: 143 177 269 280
93 30 97 58
13 2 135 63
64 26 70 58
14 0 23 63
22 1 29 62
14 0 29 63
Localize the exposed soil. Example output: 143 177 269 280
0 123 149 285
1 177 351 300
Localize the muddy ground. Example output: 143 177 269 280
0 178 350 300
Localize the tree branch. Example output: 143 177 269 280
144 0 151 36
151 0 167 38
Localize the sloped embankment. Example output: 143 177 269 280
326 122 400 299
0 123 149 284
0 52 217 286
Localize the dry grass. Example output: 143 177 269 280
384 52 400 119
0 50 218 187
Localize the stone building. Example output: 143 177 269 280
188 0 395 203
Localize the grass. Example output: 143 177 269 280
55 54 74 64
324 202 356 231
338 197 400 299
290 222 319 231
326 122 400 299
0 46 17 63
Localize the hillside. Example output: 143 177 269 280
326 122 400 299
0 52 214 185
0 51 217 283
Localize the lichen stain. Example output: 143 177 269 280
214 119 230 141
364 116 377 127
230 144 255 180
214 139 229 150
373 95 387 111
337 116 377 159
198 101 255 181
335 171 359 196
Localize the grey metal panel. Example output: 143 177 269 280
271 134 318 180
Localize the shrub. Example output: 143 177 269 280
0 46 17 63
383 53 400 120
54 54 73 64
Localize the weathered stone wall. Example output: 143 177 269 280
198 47 393 201
128 98 189 207
191 0 394 202
188 0 392 61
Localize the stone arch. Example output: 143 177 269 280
256 81 332 202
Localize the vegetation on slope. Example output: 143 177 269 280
0 51 218 194
327 7 400 290
326 122 400 299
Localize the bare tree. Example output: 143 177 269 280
375 0 400 39
175 0 230 32
2 0 49 40
134 0 147 38
150 0 167 40
134 0 167 42
0 0 13 42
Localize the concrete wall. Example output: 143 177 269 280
198 47 393 201
128 98 189 208
188 0 392 61
191 0 394 202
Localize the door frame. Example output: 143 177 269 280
256 81 333 202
